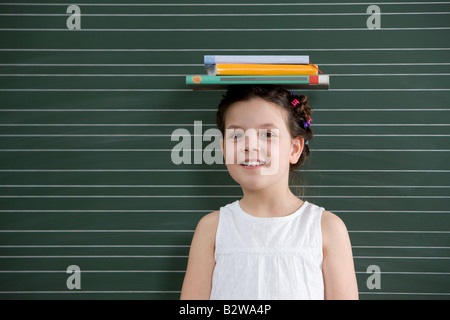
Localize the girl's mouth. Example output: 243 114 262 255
240 160 268 169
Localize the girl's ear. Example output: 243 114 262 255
290 137 304 165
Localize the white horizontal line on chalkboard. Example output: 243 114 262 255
1 2 449 6
1 230 447 233
1 149 450 152
2 123 450 127
0 74 189 77
359 292 450 296
349 230 450 233
0 270 446 275
314 149 450 151
0 123 217 126
0 255 188 258
0 209 213 212
0 109 215 112
0 169 448 173
317 134 450 137
0 195 449 199
353 246 450 249
0 245 450 250
1 245 447 249
2 184 448 188
0 184 233 187
1 109 449 112
1 291 449 296
0 270 185 273
0 291 181 294
332 89 450 91
309 124 450 126
0 245 191 248
356 271 450 275
354 256 450 259
2 27 450 31
352 246 450 250
0 244 450 251
1 48 448 52
2 134 450 138
1 73 449 77
0 210 448 213
0 89 196 92
313 109 450 112
0 63 200 66
334 73 450 76
0 169 228 172
0 270 186 274
0 255 447 260
0 229 193 232
325 62 450 66
1 12 449 17
333 210 450 213
2 62 449 66
1 89 449 92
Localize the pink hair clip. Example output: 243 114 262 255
291 98 300 107
290 92 300 107
303 116 312 128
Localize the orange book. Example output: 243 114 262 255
207 64 319 76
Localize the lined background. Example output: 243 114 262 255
0 0 449 300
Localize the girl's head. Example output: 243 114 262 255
216 85 314 191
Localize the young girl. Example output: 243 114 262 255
180 85 358 300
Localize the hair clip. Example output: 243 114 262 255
303 116 312 128
290 92 301 108
291 98 300 107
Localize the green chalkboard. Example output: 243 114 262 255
0 0 449 300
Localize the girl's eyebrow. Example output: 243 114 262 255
260 123 279 129
226 123 279 129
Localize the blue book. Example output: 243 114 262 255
204 55 310 69
186 75 329 90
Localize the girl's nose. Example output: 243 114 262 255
244 129 260 152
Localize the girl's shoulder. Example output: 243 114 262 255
321 210 351 250
194 199 238 240
321 210 348 232
198 210 220 228
193 210 220 242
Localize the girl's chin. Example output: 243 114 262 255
228 171 272 190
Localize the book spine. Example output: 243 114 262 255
186 75 329 89
204 55 310 68
213 64 319 76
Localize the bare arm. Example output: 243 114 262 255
322 210 359 300
180 211 219 300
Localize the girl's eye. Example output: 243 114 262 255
229 133 242 140
262 131 275 138
227 130 276 140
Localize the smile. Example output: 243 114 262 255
240 160 268 168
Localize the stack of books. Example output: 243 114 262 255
186 55 329 90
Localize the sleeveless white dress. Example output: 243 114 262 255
210 199 324 300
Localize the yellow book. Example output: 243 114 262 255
207 64 319 76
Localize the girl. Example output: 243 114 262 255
180 85 358 300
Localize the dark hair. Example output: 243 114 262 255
216 85 314 172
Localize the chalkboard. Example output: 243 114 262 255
0 0 449 300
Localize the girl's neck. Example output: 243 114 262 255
239 184 304 218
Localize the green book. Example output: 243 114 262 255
186 75 329 90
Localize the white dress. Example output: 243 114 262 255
210 199 325 300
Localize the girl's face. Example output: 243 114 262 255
221 97 304 191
